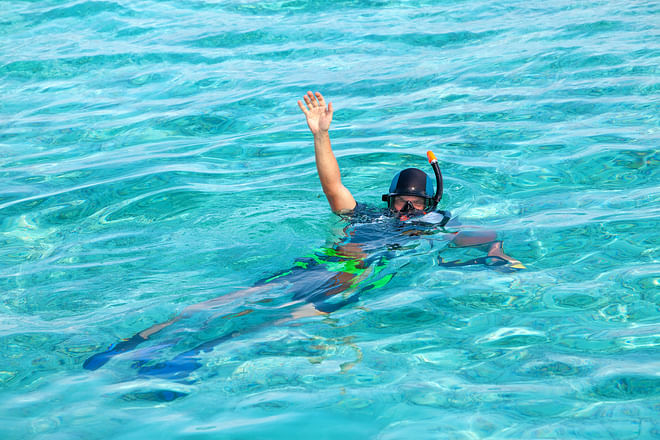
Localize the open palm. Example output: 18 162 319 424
298 91 333 134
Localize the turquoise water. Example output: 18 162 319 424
1 0 659 438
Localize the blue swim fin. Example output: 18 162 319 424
83 334 147 371
138 331 237 379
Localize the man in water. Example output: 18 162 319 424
84 92 523 377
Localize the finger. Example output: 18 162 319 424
327 101 333 116
297 100 309 115
303 93 313 109
306 92 319 108
308 90 319 107
316 92 326 107
305 90 316 109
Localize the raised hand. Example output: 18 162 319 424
298 91 333 135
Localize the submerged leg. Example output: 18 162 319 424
83 285 274 371
85 265 365 375
138 303 328 380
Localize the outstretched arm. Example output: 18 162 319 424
442 225 525 269
298 91 356 213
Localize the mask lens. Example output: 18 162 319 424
392 196 426 212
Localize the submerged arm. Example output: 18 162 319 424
449 229 497 247
445 226 525 268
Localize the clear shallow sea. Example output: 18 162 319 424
1 0 659 438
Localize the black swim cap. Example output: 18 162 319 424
381 168 435 210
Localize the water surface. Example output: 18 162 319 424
1 0 659 438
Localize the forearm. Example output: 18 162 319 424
313 131 343 195
450 229 497 247
299 92 355 212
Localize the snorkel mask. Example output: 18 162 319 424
382 151 443 219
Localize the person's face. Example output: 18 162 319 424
392 195 426 212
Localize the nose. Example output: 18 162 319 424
401 200 415 212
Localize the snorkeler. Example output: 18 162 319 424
83 91 523 377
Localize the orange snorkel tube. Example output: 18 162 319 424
426 150 443 209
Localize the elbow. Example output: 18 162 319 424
322 184 356 213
